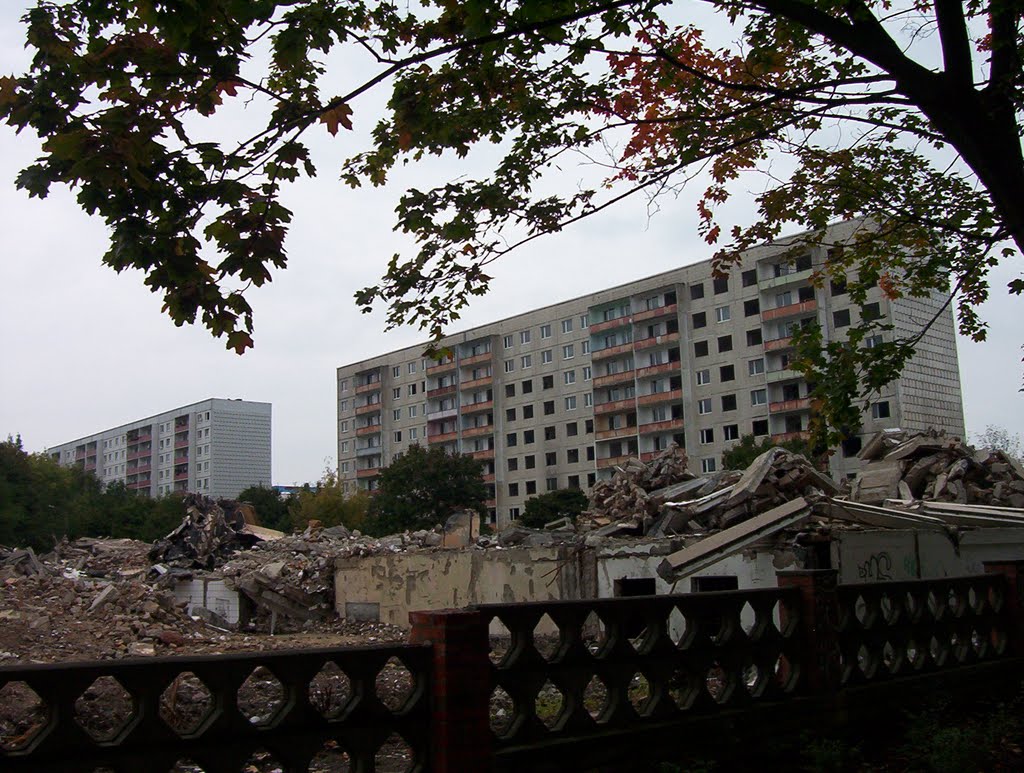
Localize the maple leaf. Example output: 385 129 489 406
0 75 17 107
320 103 354 136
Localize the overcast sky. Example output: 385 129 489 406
1 5 1021 485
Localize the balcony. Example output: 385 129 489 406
127 433 152 444
460 376 493 391
591 342 633 360
588 315 633 334
356 446 381 457
427 406 459 421
461 400 493 416
426 358 456 375
633 303 678 323
174 454 189 464
459 352 492 368
127 480 151 490
427 384 457 399
769 397 812 413
174 437 189 449
595 425 639 441
75 449 86 460
761 299 817 322
355 403 382 416
758 267 814 291
772 430 810 443
356 468 380 479
471 449 495 460
356 424 382 437
129 464 152 475
596 454 638 470
355 380 381 395
127 448 151 461
462 425 494 439
638 418 685 435
764 336 794 352
637 388 683 407
593 369 635 389
174 470 189 482
483 473 496 483
634 362 679 380
766 367 802 384
594 398 636 416
428 430 458 444
633 331 679 351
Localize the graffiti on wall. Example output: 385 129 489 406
857 552 893 581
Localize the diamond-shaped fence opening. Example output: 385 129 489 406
309 740 352 773
533 614 562 662
582 676 609 721
950 631 970 663
906 640 926 670
160 672 214 736
948 588 966 618
927 591 944 621
534 681 565 730
375 657 414 713
740 601 762 640
968 586 984 614
904 592 923 623
773 654 799 693
929 635 949 666
582 610 609 655
237 667 285 727
241 747 282 773
667 607 693 650
170 758 207 773
0 681 48 751
490 686 515 737
857 645 877 679
853 595 874 628
743 662 766 697
988 584 1005 613
705 663 734 704
772 597 797 638
74 676 135 742
487 617 513 666
308 661 352 719
667 668 699 710
880 594 900 625
374 732 413 773
628 673 652 715
882 641 902 673
626 617 654 655
971 628 988 657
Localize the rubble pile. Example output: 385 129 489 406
47 537 153 579
852 429 1024 506
149 494 263 569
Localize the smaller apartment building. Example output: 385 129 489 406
337 220 965 529
47 398 272 499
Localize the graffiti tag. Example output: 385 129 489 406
857 552 893 581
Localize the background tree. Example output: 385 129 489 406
236 484 291 532
3 1 1022 441
721 433 819 471
519 488 589 529
368 444 487 535
972 425 1023 461
287 469 370 532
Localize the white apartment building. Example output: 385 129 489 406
48 398 272 499
337 221 965 529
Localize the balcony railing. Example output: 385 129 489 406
459 352 492 368
355 424 382 437
595 454 639 469
593 398 636 415
772 430 810 443
637 388 683 407
470 449 495 460
593 369 635 389
760 299 818 322
462 425 494 439
765 367 802 384
427 384 458 399
460 376 493 391
632 303 678 323
634 362 678 380
426 358 457 374
769 397 812 413
355 380 381 395
427 406 459 421
461 400 493 416
428 430 458 444
638 417 684 435
590 342 633 360
758 266 814 290
174 437 189 449
355 403 382 416
595 426 639 441
356 467 381 478
588 314 633 334
764 335 794 352
633 331 679 351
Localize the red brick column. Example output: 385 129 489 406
983 561 1024 656
408 608 493 772
777 569 841 693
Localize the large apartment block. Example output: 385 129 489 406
48 398 272 499
337 221 964 529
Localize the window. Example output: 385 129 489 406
547 477 558 492
751 389 767 406
748 358 765 376
713 276 729 294
719 365 735 382
523 429 535 444
865 334 883 348
580 314 589 328
561 318 573 334
392 409 401 421
562 344 575 359
503 334 513 348
564 370 576 385
506 432 518 447
565 396 577 410
543 375 554 389
525 455 536 469
698 398 712 415
585 419 594 434
521 405 534 420
522 379 534 393
863 302 882 321
692 312 707 329
521 355 532 369
584 393 593 407
830 277 848 296
506 408 517 422
540 324 552 339
583 366 592 381
526 481 537 495
690 283 705 300
724 424 740 441
409 405 418 418
545 426 557 441
842 436 863 457
341 462 350 473
721 394 737 411
407 383 418 396
566 422 578 437
392 365 400 378
700 428 715 444
545 451 557 466
568 475 581 489
587 446 596 461
392 388 401 399
544 400 555 415
340 379 350 392
694 340 709 357
581 340 590 354
718 335 733 353
741 269 757 287
833 309 851 328
509 507 520 520
505 384 516 398
504 359 515 373
410 428 418 440
716 305 731 323
872 401 891 419
744 298 760 317
520 330 531 344
508 482 519 497
341 420 350 432
696 369 711 385
409 361 417 374
394 431 402 443
542 349 553 364
701 457 718 473
747 328 763 346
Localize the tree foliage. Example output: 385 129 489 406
236 484 291 531
368 444 487 535
0 435 186 550
519 488 589 528
287 469 370 532
972 425 1023 461
3 0 1022 440
721 432 818 471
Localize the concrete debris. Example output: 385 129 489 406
852 429 1024 507
148 494 266 569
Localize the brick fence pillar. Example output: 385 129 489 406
408 608 492 772
777 569 841 693
983 561 1024 656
